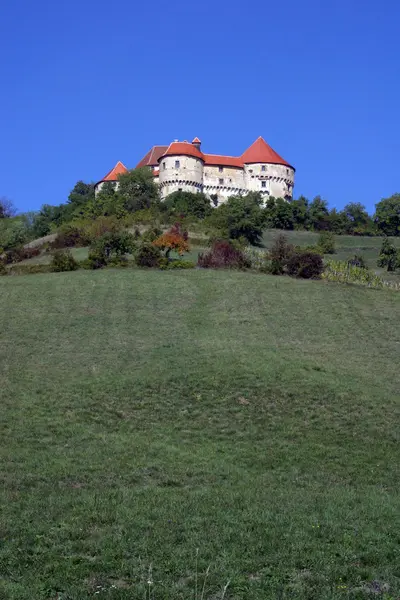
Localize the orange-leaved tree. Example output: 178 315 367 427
153 222 189 259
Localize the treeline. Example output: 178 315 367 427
1 167 400 252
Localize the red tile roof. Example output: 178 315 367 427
192 136 201 143
241 136 291 167
161 141 204 160
101 161 128 182
136 145 168 168
203 154 243 168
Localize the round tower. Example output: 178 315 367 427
158 141 204 199
242 137 295 200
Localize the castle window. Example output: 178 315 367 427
219 166 223 173
178 187 182 192
175 160 180 169
261 165 266 172
261 181 267 188
163 162 166 170
219 178 224 185
286 169 289 175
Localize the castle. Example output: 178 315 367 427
95 136 295 204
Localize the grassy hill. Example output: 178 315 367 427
1 269 400 599
17 229 400 283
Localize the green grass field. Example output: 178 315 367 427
262 230 400 283
18 230 400 283
1 269 400 599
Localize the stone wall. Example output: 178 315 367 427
159 155 203 198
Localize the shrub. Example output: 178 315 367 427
347 254 367 269
287 250 324 279
160 259 196 269
84 216 122 242
87 231 136 269
87 247 108 269
317 231 335 254
142 225 162 243
243 246 271 271
0 260 6 276
198 240 249 269
323 260 385 289
135 243 162 267
3 246 41 264
51 249 79 272
153 223 189 259
377 238 399 271
51 223 90 249
269 234 294 274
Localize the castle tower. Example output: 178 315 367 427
242 137 295 200
158 141 204 198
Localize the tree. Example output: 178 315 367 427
309 196 329 230
164 191 212 219
210 192 264 245
291 196 310 230
84 182 126 219
68 181 95 208
117 167 160 213
153 223 189 259
264 197 295 230
0 196 16 219
377 238 399 271
375 194 400 236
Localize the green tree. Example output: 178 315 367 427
377 238 399 271
0 196 16 219
342 202 371 234
375 193 400 236
309 196 329 230
264 197 295 230
164 191 212 219
210 192 264 245
84 182 126 219
291 196 310 230
117 167 160 213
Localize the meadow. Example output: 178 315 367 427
1 268 400 599
17 230 400 284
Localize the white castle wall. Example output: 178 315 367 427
244 164 295 200
159 155 203 197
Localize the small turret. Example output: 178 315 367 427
192 137 201 151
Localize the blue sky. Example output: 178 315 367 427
0 0 399 214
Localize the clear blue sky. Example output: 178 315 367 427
0 0 399 214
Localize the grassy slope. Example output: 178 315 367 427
1 270 400 599
20 230 400 283
262 230 400 282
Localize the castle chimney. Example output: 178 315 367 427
192 137 201 150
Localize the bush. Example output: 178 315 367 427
3 246 41 264
377 238 399 272
287 250 324 279
87 248 108 269
84 216 122 242
0 260 6 276
323 260 385 289
269 234 294 274
51 223 90 249
142 225 162 243
198 240 249 269
135 243 162 267
347 254 367 269
159 259 196 269
243 246 271 271
51 249 79 272
317 231 335 254
87 231 136 269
